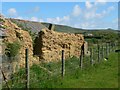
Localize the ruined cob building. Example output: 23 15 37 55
1 14 88 80
1 14 86 67
33 25 85 62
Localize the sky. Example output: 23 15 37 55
1 1 119 30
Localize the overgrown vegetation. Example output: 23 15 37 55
0 25 5 29
3 52 118 88
0 18 5 22
88 30 119 43
5 41 21 58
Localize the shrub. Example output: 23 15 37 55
0 18 5 22
5 41 21 58
0 25 5 29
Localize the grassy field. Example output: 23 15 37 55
4 52 118 88
34 53 118 88
54 53 118 88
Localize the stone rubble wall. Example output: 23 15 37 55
2 17 39 69
1 15 86 80
34 29 85 62
1 14 85 68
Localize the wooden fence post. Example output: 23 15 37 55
114 42 116 50
98 44 100 62
111 43 113 51
93 48 95 64
90 48 93 66
106 43 108 58
112 42 115 51
102 45 104 59
115 42 117 50
61 50 65 77
80 49 83 69
109 42 111 53
25 49 29 89
108 43 110 54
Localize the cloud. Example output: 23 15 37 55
16 16 23 19
85 1 92 9
44 2 116 29
74 21 96 29
15 16 44 22
12 2 116 29
95 0 106 2
72 5 81 17
84 10 96 19
39 19 44 22
23 17 43 22
95 0 107 5
25 6 40 14
31 17 38 21
46 15 70 25
7 8 17 16
46 2 116 29
107 6 115 12
63 16 70 21
46 17 61 24
84 5 115 20
112 18 118 24
34 6 40 12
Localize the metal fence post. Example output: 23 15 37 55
25 49 29 89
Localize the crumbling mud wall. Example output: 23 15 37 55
0 15 41 80
1 15 39 68
34 29 85 62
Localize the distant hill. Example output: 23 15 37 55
42 22 119 34
41 22 86 34
9 18 119 43
10 18 88 34
10 18 118 34
9 18 47 34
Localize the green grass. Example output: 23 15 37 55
37 53 118 88
3 52 118 88
58 53 118 88
0 84 2 90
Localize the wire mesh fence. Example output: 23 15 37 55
2 55 20 77
1 41 118 89
1 55 21 87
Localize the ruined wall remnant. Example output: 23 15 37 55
1 14 86 69
34 29 85 62
1 16 39 68
48 24 55 31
